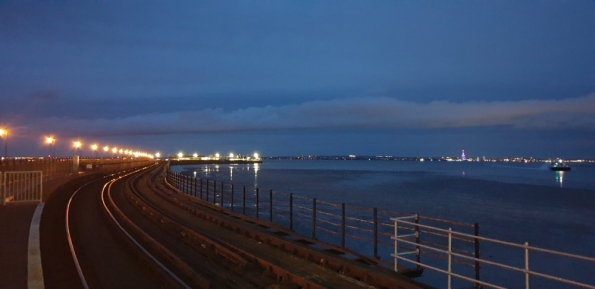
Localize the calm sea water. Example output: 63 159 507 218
172 160 595 288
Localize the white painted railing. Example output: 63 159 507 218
1 171 43 205
392 217 595 289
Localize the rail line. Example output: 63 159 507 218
122 163 364 288
157 164 428 288
65 166 188 288
100 167 192 288
65 163 428 288
65 180 97 289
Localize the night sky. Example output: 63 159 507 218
1 1 594 158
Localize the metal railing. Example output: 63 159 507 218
165 170 478 277
1 171 43 205
392 218 595 289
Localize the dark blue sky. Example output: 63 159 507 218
1 1 594 158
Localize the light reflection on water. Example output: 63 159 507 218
174 160 595 191
555 170 564 187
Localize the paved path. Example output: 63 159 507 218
0 173 86 289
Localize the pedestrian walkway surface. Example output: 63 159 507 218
0 173 84 289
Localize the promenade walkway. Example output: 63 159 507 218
0 172 87 289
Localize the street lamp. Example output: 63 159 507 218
91 144 98 158
73 141 82 157
45 136 56 158
0 128 8 158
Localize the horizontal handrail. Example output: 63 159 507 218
393 216 595 289
393 218 595 263
394 237 595 289
394 257 506 289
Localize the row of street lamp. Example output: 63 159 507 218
68 139 155 159
0 127 155 159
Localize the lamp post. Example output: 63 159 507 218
73 141 82 157
45 136 56 158
91 144 98 158
0 128 8 158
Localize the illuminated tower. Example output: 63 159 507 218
461 150 466 161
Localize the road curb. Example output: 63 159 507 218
28 203 45 289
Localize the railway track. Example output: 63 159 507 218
50 163 428 288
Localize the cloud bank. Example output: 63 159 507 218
28 94 595 137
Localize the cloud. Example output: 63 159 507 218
26 94 595 137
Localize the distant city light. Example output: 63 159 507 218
193 153 198 158
178 152 184 158
253 153 259 159
155 152 161 158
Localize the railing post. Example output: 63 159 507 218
312 198 317 240
220 181 224 206
269 189 273 223
474 222 481 288
341 203 346 248
213 181 217 205
289 193 293 231
415 213 421 270
230 184 234 212
373 207 378 257
255 188 260 219
200 178 203 200
242 185 246 215
206 180 209 202
193 177 197 197
525 242 530 289
448 228 452 289
185 175 189 194
394 219 398 272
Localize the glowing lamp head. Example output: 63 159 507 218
45 137 55 144
253 153 259 159
73 141 82 149
0 128 6 137
155 152 161 158
177 152 184 158
103 146 109 152
193 153 198 158
91 144 98 151
215 153 220 158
